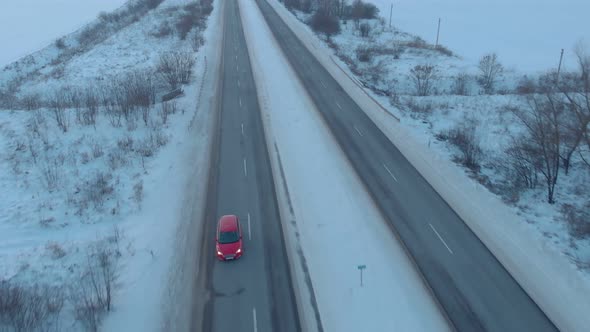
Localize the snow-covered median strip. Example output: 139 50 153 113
239 0 449 331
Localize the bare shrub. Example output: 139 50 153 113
409 64 438 96
435 44 453 57
70 244 118 331
133 180 144 207
101 70 155 125
84 172 114 209
516 75 537 95
151 23 173 38
136 139 155 158
359 22 371 38
157 51 195 89
478 53 503 94
451 73 470 96
562 203 590 240
117 136 134 153
159 101 177 124
80 152 91 164
0 282 64 332
404 98 433 116
175 13 195 40
39 158 60 192
504 137 540 190
82 87 99 127
447 118 482 170
21 93 41 111
92 143 104 159
55 38 67 50
355 45 373 62
107 149 128 171
50 65 65 80
175 2 210 40
190 30 205 52
46 241 67 259
365 60 386 88
50 89 70 132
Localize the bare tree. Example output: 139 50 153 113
478 53 503 94
310 8 340 41
510 96 562 203
409 64 438 96
560 44 590 169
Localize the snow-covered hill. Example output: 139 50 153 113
0 0 216 330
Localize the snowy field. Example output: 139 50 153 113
241 0 450 331
0 0 215 330
374 0 590 73
0 0 127 68
274 0 590 329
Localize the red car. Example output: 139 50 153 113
216 215 243 261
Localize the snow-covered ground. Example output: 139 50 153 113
0 0 215 330
240 0 449 331
373 0 590 73
0 0 127 68
271 0 590 330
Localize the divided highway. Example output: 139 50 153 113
194 0 299 331
253 0 558 330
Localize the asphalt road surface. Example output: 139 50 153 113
195 0 300 331
254 0 558 330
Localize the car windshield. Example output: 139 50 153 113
218 231 239 244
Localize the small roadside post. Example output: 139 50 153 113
357 264 367 287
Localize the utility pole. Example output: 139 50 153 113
389 3 393 28
435 18 441 47
556 48 564 84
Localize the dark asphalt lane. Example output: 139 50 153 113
196 0 300 331
254 0 558 331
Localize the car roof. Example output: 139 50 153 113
218 215 238 232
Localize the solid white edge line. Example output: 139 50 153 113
354 126 363 137
382 164 398 182
253 307 258 332
429 223 454 254
248 213 251 240
243 158 247 177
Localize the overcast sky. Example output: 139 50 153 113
0 0 127 67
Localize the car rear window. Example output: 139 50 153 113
219 231 239 244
